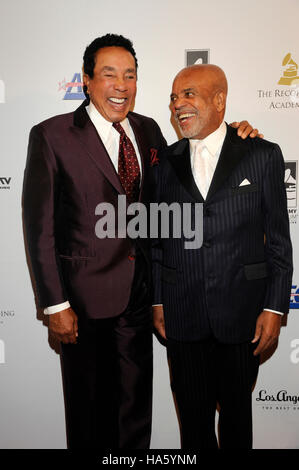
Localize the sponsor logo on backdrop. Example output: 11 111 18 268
290 285 299 309
257 53 299 109
285 161 298 224
290 339 299 364
254 389 299 411
0 310 15 325
185 49 210 67
58 73 85 100
0 339 5 364
0 79 4 103
0 177 11 190
278 53 299 86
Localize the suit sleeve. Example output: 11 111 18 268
262 143 293 314
148 119 167 304
151 156 163 305
22 125 68 308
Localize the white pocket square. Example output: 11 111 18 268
239 178 251 186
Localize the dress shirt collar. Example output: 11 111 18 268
86 100 130 144
189 120 227 157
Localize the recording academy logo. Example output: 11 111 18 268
255 389 299 411
0 79 4 103
185 49 210 67
278 53 299 86
0 339 5 364
285 161 297 224
257 53 299 109
0 177 11 190
58 73 85 100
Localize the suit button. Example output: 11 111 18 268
128 254 135 261
203 241 211 248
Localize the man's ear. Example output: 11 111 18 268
213 90 226 112
83 73 90 87
83 73 91 97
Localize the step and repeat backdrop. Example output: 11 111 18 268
0 0 298 449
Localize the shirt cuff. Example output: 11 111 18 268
264 308 284 316
44 301 71 315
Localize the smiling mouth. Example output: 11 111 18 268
108 97 127 105
177 112 196 123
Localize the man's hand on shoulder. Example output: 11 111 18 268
252 310 282 356
229 120 264 139
153 305 166 340
48 307 78 344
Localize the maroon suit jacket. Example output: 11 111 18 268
23 100 167 319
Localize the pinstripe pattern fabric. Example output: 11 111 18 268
152 124 293 343
167 338 260 448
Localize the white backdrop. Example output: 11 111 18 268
0 0 298 449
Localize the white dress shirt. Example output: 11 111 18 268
87 101 142 174
190 120 227 199
44 101 141 315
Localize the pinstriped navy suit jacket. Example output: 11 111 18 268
152 124 293 343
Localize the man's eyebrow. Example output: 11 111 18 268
101 66 116 72
170 87 196 97
183 87 196 93
100 66 136 74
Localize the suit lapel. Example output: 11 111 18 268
167 139 204 202
71 100 124 195
167 124 247 203
206 124 246 201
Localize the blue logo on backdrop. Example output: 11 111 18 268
290 285 299 309
58 73 85 100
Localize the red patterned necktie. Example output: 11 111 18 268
113 121 140 203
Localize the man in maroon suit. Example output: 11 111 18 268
23 34 168 449
23 34 259 449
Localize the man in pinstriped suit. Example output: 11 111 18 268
152 64 293 448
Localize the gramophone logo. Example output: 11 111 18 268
284 161 297 208
0 78 5 103
185 49 210 67
278 53 299 86
58 73 85 100
284 161 298 224
257 53 299 108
